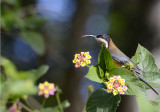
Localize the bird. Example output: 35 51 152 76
82 34 159 95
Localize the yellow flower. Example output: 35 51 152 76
118 80 122 83
72 59 77 63
38 83 44 90
80 62 86 67
38 81 56 98
44 89 49 94
44 81 49 86
113 90 118 95
86 55 91 59
86 60 91 64
121 82 125 86
81 52 84 55
107 84 113 89
118 87 122 92
117 76 121 80
106 76 128 95
119 91 124 95
107 89 112 93
75 54 79 58
49 84 54 89
109 77 115 82
84 52 89 56
83 58 87 61
106 81 111 85
73 52 92 68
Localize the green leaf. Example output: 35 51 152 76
0 72 5 83
143 72 160 88
98 66 104 79
98 45 116 72
1 79 37 97
1 10 17 30
109 67 135 80
4 0 18 5
0 56 18 79
20 31 45 55
86 88 121 112
1 9 25 31
34 65 49 80
18 65 49 81
151 98 160 112
132 44 160 73
8 79 37 95
85 66 103 83
33 110 40 112
137 94 160 112
124 81 145 96
131 44 160 89
25 16 46 30
109 68 145 95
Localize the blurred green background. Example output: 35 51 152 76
1 0 160 112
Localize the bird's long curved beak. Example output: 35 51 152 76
82 35 97 38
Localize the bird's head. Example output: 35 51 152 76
82 34 110 48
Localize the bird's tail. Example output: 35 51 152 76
134 70 159 96
139 77 159 95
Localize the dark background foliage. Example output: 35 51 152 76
1 0 160 112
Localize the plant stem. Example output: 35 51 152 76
41 98 46 111
24 99 34 110
56 91 63 112
19 102 33 112
85 64 90 68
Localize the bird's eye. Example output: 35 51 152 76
97 35 104 38
101 35 104 38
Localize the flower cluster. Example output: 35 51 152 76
105 76 128 95
72 52 91 68
38 81 56 98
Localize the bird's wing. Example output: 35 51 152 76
111 52 144 75
110 52 129 65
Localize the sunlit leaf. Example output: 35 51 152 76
98 66 104 79
131 44 160 88
132 44 160 73
7 79 37 95
34 65 49 80
85 66 103 83
98 45 116 72
18 65 49 81
0 56 18 79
